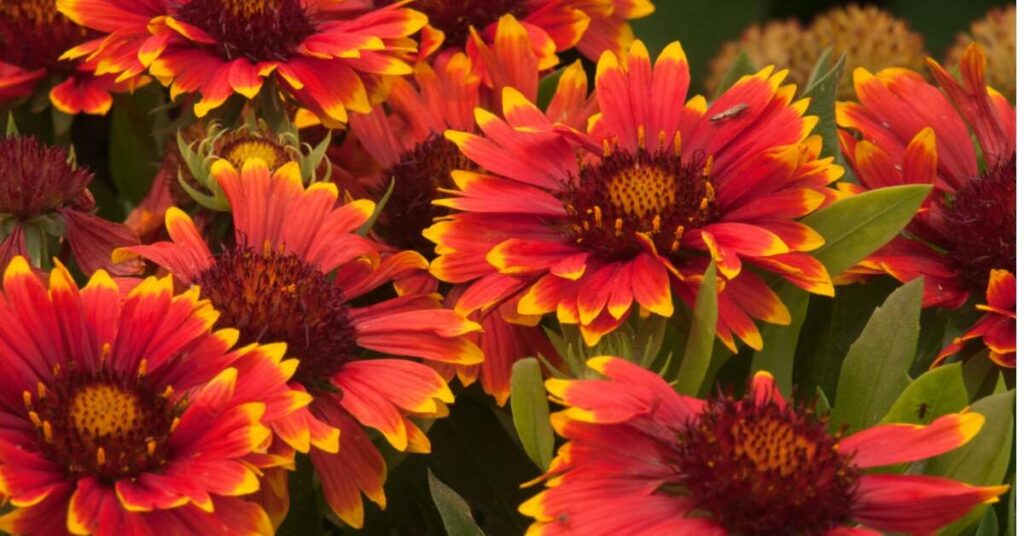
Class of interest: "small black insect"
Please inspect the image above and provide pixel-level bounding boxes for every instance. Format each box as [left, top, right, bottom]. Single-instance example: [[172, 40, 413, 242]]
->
[[916, 402, 930, 420], [709, 103, 749, 122]]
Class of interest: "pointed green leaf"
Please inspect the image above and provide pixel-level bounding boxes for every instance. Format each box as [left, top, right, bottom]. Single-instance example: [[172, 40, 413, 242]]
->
[[831, 279, 923, 432], [536, 65, 567, 110], [881, 363, 968, 425], [510, 358, 554, 471], [109, 90, 165, 203], [803, 184, 932, 276], [428, 469, 485, 536], [750, 285, 808, 396], [974, 507, 999, 536], [714, 50, 757, 98], [675, 263, 717, 395], [931, 389, 1015, 536], [801, 52, 847, 164], [356, 177, 394, 237]]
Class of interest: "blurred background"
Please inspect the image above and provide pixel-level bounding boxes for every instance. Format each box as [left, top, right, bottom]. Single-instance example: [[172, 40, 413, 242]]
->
[[635, 0, 1015, 95]]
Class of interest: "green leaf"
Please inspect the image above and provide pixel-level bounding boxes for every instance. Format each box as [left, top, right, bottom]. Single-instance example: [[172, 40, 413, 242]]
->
[[675, 263, 717, 395], [536, 66, 566, 110], [803, 184, 932, 276], [880, 363, 968, 425], [801, 52, 847, 165], [1007, 479, 1015, 536], [109, 90, 165, 203], [974, 507, 999, 536], [930, 389, 1015, 536], [356, 177, 394, 237], [713, 50, 757, 98], [427, 470, 485, 536], [277, 456, 325, 536], [750, 285, 808, 396], [802, 47, 834, 97], [510, 358, 554, 471], [831, 278, 923, 432]]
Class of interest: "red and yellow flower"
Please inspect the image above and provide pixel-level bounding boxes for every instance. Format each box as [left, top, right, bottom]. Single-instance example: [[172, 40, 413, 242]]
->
[[938, 269, 1015, 368], [342, 16, 581, 403], [58, 0, 428, 126], [0, 134, 141, 275], [0, 0, 137, 114], [0, 257, 303, 534], [427, 40, 839, 350], [523, 357, 1008, 535], [118, 158, 483, 527], [404, 0, 654, 68], [838, 43, 1016, 366]]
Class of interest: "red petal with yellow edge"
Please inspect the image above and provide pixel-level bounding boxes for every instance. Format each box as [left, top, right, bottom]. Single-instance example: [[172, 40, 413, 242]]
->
[[579, 309, 627, 346], [518, 273, 575, 316], [117, 206, 213, 282], [697, 230, 742, 279], [49, 74, 116, 115], [839, 412, 984, 468], [749, 252, 834, 297], [577, 262, 620, 325], [310, 403, 387, 529], [721, 270, 790, 325], [982, 317, 1014, 355], [449, 272, 526, 314], [356, 321, 484, 365], [439, 171, 565, 216], [545, 60, 591, 127], [333, 360, 452, 451], [630, 253, 673, 317], [474, 311, 558, 406], [985, 269, 1016, 311], [0, 486, 71, 535], [715, 288, 764, 351], [724, 188, 826, 221], [755, 220, 825, 252], [55, 0, 159, 31], [749, 371, 787, 406], [276, 57, 369, 124], [145, 496, 274, 535], [701, 223, 789, 259], [852, 474, 1007, 533], [575, 15, 633, 63], [487, 238, 581, 275]]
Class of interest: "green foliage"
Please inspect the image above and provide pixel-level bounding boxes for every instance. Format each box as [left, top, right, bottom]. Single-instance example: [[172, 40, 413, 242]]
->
[[510, 358, 554, 471], [750, 285, 808, 396], [930, 389, 1015, 536], [675, 263, 718, 395], [801, 50, 850, 170], [831, 279, 923, 432], [803, 184, 932, 276], [881, 363, 968, 425], [713, 51, 757, 98], [428, 470, 485, 536], [109, 88, 168, 204]]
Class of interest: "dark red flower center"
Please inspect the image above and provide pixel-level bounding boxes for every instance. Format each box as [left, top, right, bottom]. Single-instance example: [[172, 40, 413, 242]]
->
[[671, 392, 858, 535], [0, 0, 92, 72], [562, 146, 717, 259], [25, 358, 182, 482], [0, 136, 94, 218], [378, 133, 471, 256], [195, 243, 358, 391], [389, 0, 527, 48], [944, 154, 1016, 293], [176, 0, 316, 62]]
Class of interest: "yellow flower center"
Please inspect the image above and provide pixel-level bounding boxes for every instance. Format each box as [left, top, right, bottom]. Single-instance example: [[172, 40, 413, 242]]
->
[[729, 417, 818, 477], [607, 165, 677, 219], [222, 138, 289, 170], [71, 384, 141, 441]]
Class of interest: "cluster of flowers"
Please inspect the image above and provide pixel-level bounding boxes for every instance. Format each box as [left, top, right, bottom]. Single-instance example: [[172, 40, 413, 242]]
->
[[0, 0, 1014, 534]]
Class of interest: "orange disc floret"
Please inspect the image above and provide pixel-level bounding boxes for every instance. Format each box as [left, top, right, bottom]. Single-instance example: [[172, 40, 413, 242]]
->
[[522, 357, 1007, 535], [0, 258, 304, 534]]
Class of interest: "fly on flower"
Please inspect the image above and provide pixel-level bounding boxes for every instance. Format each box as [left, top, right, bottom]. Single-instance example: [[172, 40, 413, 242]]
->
[[428, 40, 840, 350]]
